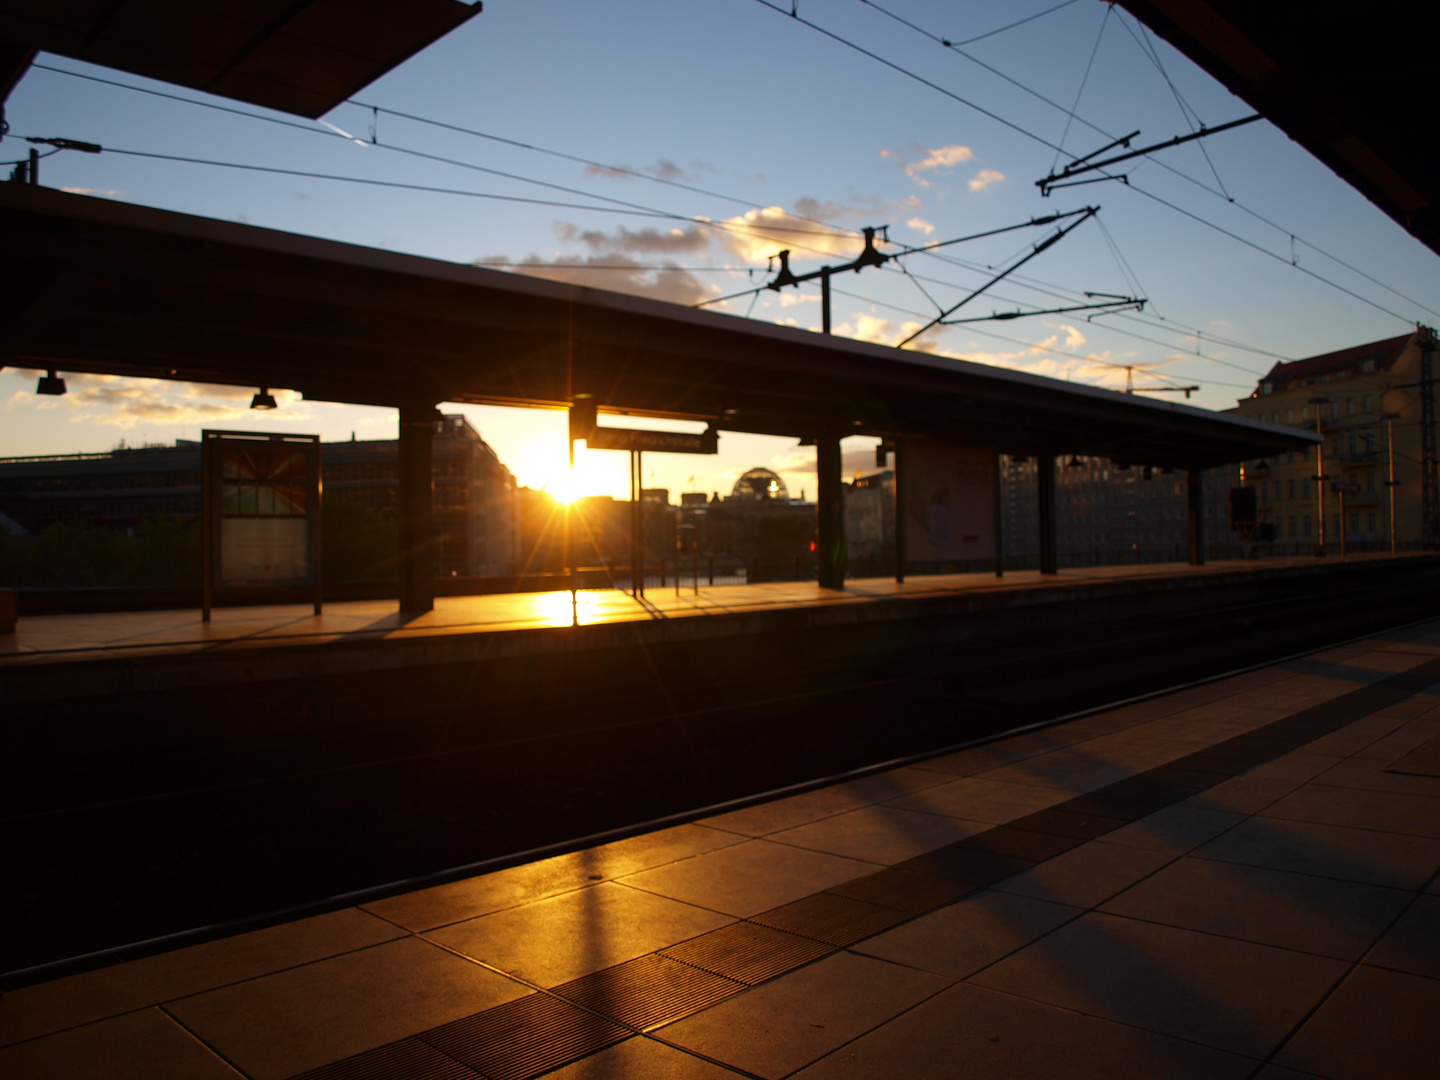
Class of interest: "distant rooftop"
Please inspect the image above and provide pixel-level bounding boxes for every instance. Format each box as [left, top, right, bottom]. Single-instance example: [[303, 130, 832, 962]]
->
[[1258, 333, 1413, 394]]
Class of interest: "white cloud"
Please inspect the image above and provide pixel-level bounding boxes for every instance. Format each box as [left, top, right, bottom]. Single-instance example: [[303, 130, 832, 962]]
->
[[481, 251, 716, 306], [968, 168, 1005, 192], [903, 145, 976, 185], [714, 205, 859, 264], [906, 216, 935, 236], [5, 372, 307, 427], [61, 187, 125, 200]]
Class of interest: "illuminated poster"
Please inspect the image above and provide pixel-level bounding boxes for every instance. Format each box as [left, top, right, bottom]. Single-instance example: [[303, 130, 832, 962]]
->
[[202, 430, 322, 618], [905, 443, 996, 564], [220, 445, 310, 583]]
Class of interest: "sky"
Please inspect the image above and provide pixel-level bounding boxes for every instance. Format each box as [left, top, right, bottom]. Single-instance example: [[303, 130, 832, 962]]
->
[[3, 0, 1438, 502]]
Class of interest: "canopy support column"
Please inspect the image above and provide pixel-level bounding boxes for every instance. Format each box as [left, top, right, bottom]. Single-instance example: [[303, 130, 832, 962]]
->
[[398, 399, 436, 614], [817, 433, 845, 589], [893, 438, 907, 583], [1187, 469, 1205, 566], [1038, 454, 1058, 575]]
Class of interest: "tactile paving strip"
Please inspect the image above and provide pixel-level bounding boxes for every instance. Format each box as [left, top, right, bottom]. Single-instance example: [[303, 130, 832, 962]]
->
[[660, 920, 834, 985], [552, 953, 744, 1031], [418, 992, 630, 1080], [290, 1038, 483, 1080], [825, 867, 976, 915], [284, 656, 1440, 1080], [750, 891, 909, 946]]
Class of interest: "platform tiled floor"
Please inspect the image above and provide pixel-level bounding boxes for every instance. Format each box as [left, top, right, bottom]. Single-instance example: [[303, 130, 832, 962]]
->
[[1, 555, 1406, 665], [4, 620, 1440, 1078]]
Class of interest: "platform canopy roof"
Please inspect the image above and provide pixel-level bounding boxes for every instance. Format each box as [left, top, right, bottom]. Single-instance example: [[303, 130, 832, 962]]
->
[[0, 185, 1316, 470], [1116, 1, 1437, 257], [0, 0, 482, 119]]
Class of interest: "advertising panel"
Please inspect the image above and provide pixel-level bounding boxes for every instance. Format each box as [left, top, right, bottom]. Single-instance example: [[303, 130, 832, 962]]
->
[[202, 430, 322, 619], [905, 443, 996, 565]]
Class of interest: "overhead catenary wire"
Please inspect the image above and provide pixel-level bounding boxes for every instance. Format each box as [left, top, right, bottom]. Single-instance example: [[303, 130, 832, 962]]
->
[[33, 57, 1435, 324], [26, 58, 1298, 369], [828, 283, 1244, 391], [796, 2, 1440, 321], [33, 62, 869, 242]]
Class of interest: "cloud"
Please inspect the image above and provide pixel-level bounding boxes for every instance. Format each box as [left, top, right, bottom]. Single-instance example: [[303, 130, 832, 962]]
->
[[583, 163, 635, 180], [5, 372, 307, 427], [555, 222, 711, 255], [481, 252, 714, 306], [906, 216, 935, 236], [583, 159, 716, 183], [714, 205, 859, 263], [832, 314, 936, 349], [968, 168, 1005, 192], [883, 144, 977, 187], [60, 187, 125, 200]]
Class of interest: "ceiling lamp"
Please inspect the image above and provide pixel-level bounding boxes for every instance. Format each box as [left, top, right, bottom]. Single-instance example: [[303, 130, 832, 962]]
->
[[36, 369, 67, 396], [250, 388, 278, 410]]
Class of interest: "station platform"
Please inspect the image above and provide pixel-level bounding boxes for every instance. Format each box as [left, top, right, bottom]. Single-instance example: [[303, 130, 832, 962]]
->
[[4, 617, 1439, 1078], [0, 552, 1429, 671]]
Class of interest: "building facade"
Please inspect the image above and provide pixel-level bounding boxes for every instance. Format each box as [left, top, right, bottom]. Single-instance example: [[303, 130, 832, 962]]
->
[[1231, 329, 1436, 551], [0, 414, 519, 580]]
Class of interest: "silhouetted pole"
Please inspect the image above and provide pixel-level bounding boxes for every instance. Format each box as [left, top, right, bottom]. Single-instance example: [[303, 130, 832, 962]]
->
[[1385, 412, 1400, 553], [1037, 455, 1057, 575], [893, 439, 907, 583], [398, 399, 436, 613], [817, 434, 844, 588], [1187, 469, 1205, 566], [994, 450, 1005, 578], [820, 267, 832, 334]]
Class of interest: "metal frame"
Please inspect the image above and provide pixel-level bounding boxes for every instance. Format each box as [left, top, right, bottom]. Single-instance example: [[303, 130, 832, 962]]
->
[[201, 429, 322, 621]]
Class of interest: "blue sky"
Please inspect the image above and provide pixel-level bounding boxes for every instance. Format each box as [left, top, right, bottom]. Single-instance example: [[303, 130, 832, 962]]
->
[[3, 0, 1437, 500]]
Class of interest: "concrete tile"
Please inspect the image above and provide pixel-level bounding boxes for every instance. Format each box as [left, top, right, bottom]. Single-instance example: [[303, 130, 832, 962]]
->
[[1183, 775, 1300, 814], [1261, 784, 1440, 838], [363, 824, 742, 931], [0, 908, 404, 1047], [884, 776, 1073, 824], [853, 889, 1080, 979], [1312, 755, 1440, 797], [830, 766, 956, 803], [978, 755, 1138, 794], [769, 805, 985, 864], [698, 788, 868, 837], [1242, 753, 1347, 786], [1101, 857, 1412, 960], [698, 769, 949, 838], [1101, 804, 1246, 855], [792, 981, 1255, 1080], [971, 912, 1347, 1058], [0, 1008, 243, 1080], [909, 735, 1069, 777], [993, 838, 1175, 909], [1196, 817, 1440, 889], [165, 936, 527, 1080], [619, 839, 874, 918], [1276, 964, 1440, 1080], [1366, 894, 1440, 979], [424, 881, 731, 988], [545, 1035, 746, 1078], [658, 950, 948, 1079]]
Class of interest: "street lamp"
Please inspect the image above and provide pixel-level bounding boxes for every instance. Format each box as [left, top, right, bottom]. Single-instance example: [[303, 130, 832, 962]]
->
[[1383, 411, 1402, 553], [1308, 396, 1330, 556]]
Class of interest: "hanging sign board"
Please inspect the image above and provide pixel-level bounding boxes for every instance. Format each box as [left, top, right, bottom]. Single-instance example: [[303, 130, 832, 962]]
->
[[585, 427, 718, 454], [201, 430, 322, 619], [904, 443, 996, 564]]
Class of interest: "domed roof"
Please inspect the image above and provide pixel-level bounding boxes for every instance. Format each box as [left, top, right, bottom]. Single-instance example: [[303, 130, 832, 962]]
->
[[732, 467, 788, 501]]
